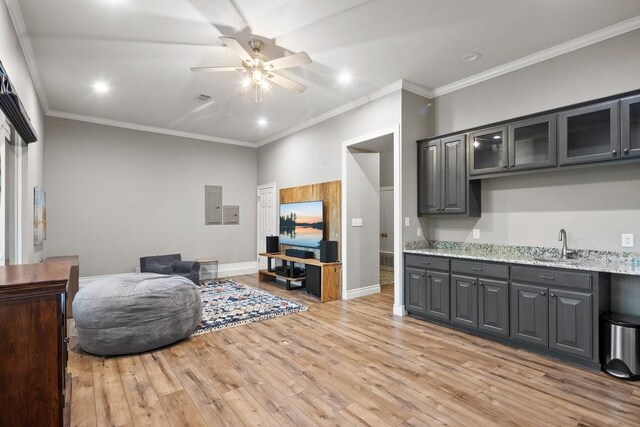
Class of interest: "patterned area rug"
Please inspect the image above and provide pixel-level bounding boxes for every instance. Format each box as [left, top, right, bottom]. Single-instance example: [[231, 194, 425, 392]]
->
[[193, 279, 308, 336]]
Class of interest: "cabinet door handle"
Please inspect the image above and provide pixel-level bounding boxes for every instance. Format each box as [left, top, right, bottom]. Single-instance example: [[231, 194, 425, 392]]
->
[[540, 275, 554, 280], [540, 291, 546, 296], [550, 293, 556, 298], [471, 267, 483, 272], [623, 148, 629, 155], [63, 337, 70, 344], [478, 281, 483, 286], [420, 273, 425, 277], [612, 150, 617, 156]]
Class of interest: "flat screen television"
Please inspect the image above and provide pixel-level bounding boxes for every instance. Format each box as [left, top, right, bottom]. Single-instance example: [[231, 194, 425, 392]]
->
[[279, 201, 324, 249]]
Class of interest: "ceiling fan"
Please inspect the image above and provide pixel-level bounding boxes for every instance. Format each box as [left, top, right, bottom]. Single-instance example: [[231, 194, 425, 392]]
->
[[191, 37, 311, 103]]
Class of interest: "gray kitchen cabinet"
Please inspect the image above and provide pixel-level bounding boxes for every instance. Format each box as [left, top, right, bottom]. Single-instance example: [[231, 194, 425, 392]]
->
[[508, 114, 557, 171], [418, 141, 441, 215], [418, 135, 479, 216], [510, 283, 549, 347], [621, 95, 640, 159], [468, 126, 508, 175], [549, 289, 592, 358], [478, 278, 509, 337], [405, 267, 427, 316], [451, 274, 478, 328], [426, 271, 450, 320], [558, 100, 620, 165]]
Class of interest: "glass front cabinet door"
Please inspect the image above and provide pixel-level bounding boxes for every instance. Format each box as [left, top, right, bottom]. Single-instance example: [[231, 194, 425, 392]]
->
[[621, 95, 640, 159], [558, 100, 620, 165], [468, 126, 508, 176], [508, 114, 557, 171]]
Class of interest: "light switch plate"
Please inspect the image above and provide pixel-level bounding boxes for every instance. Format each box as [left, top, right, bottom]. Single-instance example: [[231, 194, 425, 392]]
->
[[352, 218, 363, 227], [622, 233, 635, 248], [473, 229, 480, 239], [405, 217, 410, 227], [417, 228, 422, 237]]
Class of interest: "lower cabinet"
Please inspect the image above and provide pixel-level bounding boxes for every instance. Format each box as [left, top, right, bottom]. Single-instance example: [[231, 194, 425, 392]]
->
[[405, 254, 606, 370], [549, 290, 592, 358], [510, 283, 549, 346], [451, 274, 478, 328], [426, 271, 450, 320], [478, 279, 509, 336], [405, 267, 427, 316]]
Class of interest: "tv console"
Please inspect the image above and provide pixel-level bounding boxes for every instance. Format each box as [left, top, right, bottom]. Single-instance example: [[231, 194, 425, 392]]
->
[[259, 252, 341, 302]]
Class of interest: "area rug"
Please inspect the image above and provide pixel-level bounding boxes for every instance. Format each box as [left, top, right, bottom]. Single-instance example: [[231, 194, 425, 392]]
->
[[192, 279, 308, 336]]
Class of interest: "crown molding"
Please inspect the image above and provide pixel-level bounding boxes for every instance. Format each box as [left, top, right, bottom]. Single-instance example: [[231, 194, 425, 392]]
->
[[401, 80, 434, 99], [46, 110, 256, 148], [256, 79, 432, 147], [5, 0, 49, 112], [432, 15, 640, 97]]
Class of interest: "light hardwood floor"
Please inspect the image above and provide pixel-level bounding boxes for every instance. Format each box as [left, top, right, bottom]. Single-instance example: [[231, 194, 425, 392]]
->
[[68, 274, 640, 427]]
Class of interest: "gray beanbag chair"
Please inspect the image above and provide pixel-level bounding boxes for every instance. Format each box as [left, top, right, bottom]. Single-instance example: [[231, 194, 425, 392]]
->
[[73, 273, 202, 356]]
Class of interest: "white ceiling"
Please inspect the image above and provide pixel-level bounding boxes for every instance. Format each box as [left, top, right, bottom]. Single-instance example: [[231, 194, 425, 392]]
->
[[10, 0, 640, 145]]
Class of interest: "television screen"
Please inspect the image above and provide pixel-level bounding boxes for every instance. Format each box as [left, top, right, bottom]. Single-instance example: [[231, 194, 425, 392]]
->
[[279, 201, 324, 249]]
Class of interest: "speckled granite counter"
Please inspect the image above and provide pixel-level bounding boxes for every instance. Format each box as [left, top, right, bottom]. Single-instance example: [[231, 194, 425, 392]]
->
[[403, 241, 640, 276]]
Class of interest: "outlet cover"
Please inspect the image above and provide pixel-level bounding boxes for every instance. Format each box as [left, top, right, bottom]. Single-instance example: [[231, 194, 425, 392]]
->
[[622, 233, 635, 248], [473, 229, 480, 239], [351, 218, 363, 227], [417, 228, 422, 237]]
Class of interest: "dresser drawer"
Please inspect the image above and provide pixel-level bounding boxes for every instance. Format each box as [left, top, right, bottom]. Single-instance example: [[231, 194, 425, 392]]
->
[[510, 266, 591, 291], [405, 254, 449, 271], [451, 260, 509, 279]]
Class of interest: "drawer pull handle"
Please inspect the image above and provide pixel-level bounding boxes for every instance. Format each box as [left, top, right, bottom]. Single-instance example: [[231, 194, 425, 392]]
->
[[540, 275, 555, 280], [472, 267, 483, 271]]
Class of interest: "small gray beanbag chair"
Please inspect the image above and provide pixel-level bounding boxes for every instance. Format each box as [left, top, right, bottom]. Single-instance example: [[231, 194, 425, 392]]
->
[[74, 273, 202, 356]]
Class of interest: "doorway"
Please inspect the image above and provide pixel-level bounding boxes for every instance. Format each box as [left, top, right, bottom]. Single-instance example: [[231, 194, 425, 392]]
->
[[257, 183, 277, 270], [342, 126, 402, 312]]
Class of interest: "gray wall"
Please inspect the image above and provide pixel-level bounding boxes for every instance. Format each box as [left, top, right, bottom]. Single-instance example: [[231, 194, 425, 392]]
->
[[44, 117, 257, 276], [258, 91, 401, 188], [429, 29, 640, 252], [1, 1, 46, 263]]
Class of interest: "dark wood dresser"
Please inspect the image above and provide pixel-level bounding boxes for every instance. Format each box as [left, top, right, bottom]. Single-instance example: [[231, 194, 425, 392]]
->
[[44, 256, 79, 318], [0, 263, 72, 427]]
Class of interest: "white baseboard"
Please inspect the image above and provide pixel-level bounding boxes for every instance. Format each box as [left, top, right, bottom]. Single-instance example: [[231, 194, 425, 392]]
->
[[217, 261, 258, 278], [343, 284, 381, 300], [393, 304, 407, 317]]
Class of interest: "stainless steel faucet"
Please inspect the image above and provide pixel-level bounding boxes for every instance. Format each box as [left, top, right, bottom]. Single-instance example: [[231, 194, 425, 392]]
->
[[558, 228, 575, 259]]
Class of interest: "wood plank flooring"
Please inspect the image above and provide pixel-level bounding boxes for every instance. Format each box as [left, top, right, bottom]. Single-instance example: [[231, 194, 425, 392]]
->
[[68, 274, 640, 426]]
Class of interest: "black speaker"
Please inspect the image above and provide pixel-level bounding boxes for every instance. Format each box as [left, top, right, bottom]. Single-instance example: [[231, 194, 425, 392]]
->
[[320, 240, 338, 263], [266, 236, 279, 253]]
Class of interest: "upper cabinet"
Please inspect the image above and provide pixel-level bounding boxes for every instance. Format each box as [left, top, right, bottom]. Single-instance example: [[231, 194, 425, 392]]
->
[[508, 114, 557, 171], [418, 134, 480, 217], [558, 100, 620, 165], [468, 126, 508, 176], [621, 95, 640, 159]]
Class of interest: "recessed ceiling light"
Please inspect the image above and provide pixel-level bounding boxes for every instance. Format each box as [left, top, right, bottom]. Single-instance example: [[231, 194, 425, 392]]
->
[[338, 71, 352, 84], [93, 81, 110, 94], [257, 118, 268, 127], [462, 52, 481, 62]]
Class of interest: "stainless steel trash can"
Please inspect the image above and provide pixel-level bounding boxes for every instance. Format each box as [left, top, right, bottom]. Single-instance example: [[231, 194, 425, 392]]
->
[[602, 313, 640, 380]]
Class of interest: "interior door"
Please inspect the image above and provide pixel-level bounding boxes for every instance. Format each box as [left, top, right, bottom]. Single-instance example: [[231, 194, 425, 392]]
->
[[257, 183, 277, 270], [379, 188, 394, 255]]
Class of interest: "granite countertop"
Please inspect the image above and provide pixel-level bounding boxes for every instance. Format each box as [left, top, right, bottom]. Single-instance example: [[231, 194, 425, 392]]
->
[[403, 241, 640, 276]]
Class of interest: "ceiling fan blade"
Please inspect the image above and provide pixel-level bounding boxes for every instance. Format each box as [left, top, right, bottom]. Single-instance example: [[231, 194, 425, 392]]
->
[[219, 36, 254, 64], [267, 73, 307, 94], [264, 52, 312, 71], [190, 66, 242, 72]]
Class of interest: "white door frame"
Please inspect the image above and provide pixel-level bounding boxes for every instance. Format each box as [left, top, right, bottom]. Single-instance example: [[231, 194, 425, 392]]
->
[[257, 182, 278, 267], [341, 124, 403, 315]]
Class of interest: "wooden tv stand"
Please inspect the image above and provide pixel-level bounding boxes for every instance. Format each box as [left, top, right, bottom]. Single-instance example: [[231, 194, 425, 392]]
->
[[259, 253, 341, 303]]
